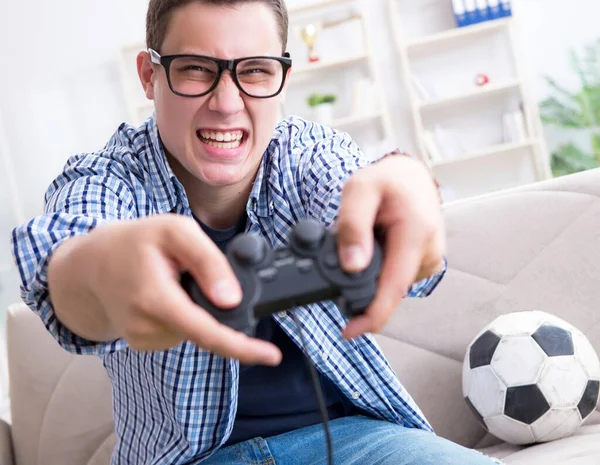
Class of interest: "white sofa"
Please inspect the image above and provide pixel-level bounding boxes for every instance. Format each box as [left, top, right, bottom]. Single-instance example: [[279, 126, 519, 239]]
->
[[1, 168, 600, 464]]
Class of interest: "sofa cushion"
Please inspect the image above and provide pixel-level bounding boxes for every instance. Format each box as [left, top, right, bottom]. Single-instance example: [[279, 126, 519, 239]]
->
[[6, 304, 114, 465], [379, 169, 600, 446], [478, 423, 600, 464]]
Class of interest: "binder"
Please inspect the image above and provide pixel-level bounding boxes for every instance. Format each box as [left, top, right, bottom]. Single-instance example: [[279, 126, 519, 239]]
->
[[452, 0, 468, 27], [499, 0, 513, 17], [464, 0, 477, 25], [488, 0, 501, 19], [475, 0, 490, 23], [453, 0, 512, 28]]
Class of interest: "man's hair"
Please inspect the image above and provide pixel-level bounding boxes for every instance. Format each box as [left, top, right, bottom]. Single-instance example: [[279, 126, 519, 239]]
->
[[146, 0, 289, 54]]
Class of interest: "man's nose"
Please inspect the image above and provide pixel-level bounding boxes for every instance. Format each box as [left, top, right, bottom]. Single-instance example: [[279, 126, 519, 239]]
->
[[208, 72, 245, 115]]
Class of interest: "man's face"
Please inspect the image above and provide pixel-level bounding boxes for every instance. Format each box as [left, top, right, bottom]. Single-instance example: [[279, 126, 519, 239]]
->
[[142, 2, 289, 189]]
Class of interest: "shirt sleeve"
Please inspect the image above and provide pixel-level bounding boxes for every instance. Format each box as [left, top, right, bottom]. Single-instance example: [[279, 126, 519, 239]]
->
[[10, 152, 139, 355], [299, 128, 447, 299]]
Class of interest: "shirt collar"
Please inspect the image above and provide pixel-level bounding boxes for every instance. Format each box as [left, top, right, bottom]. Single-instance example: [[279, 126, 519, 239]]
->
[[138, 116, 182, 214], [140, 115, 273, 218], [246, 153, 273, 218]]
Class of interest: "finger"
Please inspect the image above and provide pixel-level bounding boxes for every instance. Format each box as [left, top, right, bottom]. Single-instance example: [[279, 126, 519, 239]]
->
[[158, 280, 283, 365], [160, 216, 243, 309], [336, 178, 381, 273], [343, 221, 424, 340]]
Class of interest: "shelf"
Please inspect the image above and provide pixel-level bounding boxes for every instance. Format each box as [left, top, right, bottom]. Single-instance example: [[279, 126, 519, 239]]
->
[[432, 140, 535, 168], [332, 112, 382, 129], [406, 18, 512, 56], [418, 80, 522, 113], [287, 0, 355, 14], [292, 53, 368, 76]]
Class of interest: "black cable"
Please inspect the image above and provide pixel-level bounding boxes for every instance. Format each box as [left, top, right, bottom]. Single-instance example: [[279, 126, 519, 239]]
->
[[290, 308, 334, 465]]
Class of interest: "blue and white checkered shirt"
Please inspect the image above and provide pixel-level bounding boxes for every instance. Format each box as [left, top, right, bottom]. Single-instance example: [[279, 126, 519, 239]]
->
[[11, 115, 446, 464]]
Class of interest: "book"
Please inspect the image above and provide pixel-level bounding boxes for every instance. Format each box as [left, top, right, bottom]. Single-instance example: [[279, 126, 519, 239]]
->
[[452, 0, 512, 28]]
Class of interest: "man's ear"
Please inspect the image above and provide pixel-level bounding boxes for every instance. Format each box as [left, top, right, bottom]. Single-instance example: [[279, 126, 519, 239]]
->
[[137, 51, 156, 100], [279, 65, 293, 102]]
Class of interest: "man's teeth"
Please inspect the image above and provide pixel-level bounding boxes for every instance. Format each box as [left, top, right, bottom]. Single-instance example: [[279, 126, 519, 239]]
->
[[198, 130, 244, 149]]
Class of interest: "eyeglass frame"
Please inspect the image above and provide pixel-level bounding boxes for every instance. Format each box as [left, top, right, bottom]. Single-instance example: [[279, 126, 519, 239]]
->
[[148, 48, 293, 99]]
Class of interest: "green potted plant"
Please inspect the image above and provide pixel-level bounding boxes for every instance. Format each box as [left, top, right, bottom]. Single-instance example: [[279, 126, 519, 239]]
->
[[307, 92, 337, 124], [539, 39, 600, 177]]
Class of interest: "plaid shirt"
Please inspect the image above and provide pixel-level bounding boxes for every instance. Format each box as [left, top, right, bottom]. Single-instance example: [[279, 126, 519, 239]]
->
[[11, 115, 446, 464]]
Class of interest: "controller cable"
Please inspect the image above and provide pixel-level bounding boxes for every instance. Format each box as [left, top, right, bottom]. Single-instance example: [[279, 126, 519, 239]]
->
[[290, 308, 334, 465]]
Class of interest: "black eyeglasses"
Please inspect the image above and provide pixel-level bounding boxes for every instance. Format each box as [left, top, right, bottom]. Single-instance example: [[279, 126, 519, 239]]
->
[[148, 48, 292, 99]]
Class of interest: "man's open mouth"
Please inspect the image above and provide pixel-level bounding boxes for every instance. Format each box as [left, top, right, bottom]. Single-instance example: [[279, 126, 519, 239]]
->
[[196, 129, 246, 149]]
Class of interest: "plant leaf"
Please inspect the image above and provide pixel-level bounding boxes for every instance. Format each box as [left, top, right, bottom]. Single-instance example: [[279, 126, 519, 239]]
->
[[550, 142, 599, 177]]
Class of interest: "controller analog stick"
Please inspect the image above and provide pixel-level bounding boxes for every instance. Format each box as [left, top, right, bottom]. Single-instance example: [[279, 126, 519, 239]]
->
[[292, 219, 325, 251], [231, 234, 266, 266]]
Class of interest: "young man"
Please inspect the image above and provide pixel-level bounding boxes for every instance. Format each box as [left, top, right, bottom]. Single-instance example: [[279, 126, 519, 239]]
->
[[11, 1, 500, 464]]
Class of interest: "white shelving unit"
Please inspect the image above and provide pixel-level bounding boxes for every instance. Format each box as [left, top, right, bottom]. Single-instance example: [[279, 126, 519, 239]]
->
[[118, 0, 394, 159], [388, 0, 552, 202], [281, 0, 395, 158]]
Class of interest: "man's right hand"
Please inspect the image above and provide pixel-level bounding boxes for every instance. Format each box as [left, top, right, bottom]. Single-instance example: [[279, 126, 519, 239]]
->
[[47, 214, 282, 365]]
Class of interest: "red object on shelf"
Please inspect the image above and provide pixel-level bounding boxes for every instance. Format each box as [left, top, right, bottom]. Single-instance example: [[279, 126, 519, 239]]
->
[[475, 73, 490, 86]]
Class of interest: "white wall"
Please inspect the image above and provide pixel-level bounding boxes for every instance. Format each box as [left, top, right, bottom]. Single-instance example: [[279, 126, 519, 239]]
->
[[512, 0, 600, 153], [0, 0, 598, 235]]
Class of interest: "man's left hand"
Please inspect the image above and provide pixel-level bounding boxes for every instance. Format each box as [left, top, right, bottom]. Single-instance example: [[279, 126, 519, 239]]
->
[[335, 154, 446, 340]]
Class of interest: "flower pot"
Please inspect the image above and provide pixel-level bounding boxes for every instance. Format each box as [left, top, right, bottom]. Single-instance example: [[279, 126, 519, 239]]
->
[[313, 103, 335, 125]]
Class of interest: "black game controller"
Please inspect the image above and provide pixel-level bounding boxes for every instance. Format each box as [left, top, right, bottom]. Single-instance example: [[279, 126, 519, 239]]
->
[[181, 218, 383, 337]]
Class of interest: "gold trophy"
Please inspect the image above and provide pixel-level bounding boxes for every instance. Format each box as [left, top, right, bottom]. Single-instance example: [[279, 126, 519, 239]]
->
[[297, 14, 362, 64], [298, 23, 321, 63]]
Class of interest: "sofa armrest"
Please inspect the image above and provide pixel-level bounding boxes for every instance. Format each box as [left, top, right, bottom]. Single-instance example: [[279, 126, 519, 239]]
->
[[0, 419, 14, 465]]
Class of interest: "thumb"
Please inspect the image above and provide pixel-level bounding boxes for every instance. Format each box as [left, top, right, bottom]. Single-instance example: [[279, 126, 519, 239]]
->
[[336, 183, 381, 273]]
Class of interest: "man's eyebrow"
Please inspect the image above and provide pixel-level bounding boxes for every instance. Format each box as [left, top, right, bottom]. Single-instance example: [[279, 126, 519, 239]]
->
[[164, 49, 210, 56], [239, 58, 276, 66]]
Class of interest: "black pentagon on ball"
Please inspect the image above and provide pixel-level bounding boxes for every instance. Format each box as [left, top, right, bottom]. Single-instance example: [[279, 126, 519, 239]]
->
[[578, 380, 600, 420], [464, 396, 487, 430], [531, 324, 574, 357], [470, 330, 502, 369], [505, 384, 550, 424]]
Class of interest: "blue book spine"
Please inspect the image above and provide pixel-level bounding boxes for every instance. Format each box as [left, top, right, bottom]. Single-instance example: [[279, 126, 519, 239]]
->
[[499, 0, 513, 17], [475, 0, 490, 23], [487, 0, 501, 19], [452, 0, 468, 27], [464, 0, 478, 25]]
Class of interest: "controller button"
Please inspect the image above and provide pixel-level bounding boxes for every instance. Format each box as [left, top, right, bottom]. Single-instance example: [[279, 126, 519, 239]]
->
[[258, 267, 277, 282], [296, 258, 314, 273], [324, 252, 339, 269], [292, 219, 325, 250], [275, 249, 290, 260], [232, 234, 266, 266]]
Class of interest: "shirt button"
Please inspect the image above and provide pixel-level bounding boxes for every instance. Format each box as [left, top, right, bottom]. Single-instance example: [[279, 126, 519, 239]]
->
[[352, 391, 361, 400], [322, 350, 329, 361], [277, 311, 287, 318]]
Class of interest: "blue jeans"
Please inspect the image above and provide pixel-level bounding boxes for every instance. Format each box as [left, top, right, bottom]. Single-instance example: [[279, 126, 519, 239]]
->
[[201, 415, 502, 464]]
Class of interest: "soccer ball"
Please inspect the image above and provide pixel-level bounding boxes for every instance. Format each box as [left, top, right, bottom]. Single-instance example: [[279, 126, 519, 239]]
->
[[463, 310, 600, 445]]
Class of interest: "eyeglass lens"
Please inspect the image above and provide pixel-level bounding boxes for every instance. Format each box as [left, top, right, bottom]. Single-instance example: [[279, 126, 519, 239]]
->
[[169, 57, 285, 97]]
